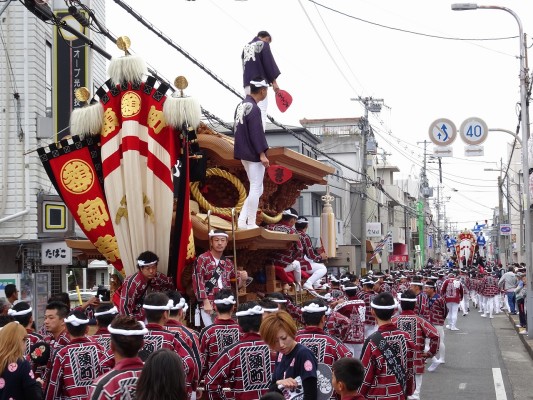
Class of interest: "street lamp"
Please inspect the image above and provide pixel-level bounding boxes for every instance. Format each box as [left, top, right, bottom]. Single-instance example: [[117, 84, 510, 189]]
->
[[452, 3, 532, 337]]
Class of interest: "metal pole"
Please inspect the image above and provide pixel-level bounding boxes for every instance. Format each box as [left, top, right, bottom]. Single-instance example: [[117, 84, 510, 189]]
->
[[497, 175, 507, 267], [352, 97, 384, 274], [230, 208, 240, 308], [505, 169, 512, 262], [436, 185, 441, 264], [452, 4, 532, 335], [360, 107, 368, 274]]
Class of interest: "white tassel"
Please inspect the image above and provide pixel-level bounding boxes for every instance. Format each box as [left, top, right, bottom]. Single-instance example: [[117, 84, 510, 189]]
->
[[70, 102, 104, 138], [107, 55, 147, 86], [163, 96, 201, 129], [194, 305, 201, 327]]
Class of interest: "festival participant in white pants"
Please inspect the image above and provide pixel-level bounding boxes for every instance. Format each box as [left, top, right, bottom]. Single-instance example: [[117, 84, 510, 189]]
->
[[234, 77, 270, 230], [295, 217, 328, 290], [192, 230, 247, 327], [424, 281, 447, 371], [459, 270, 470, 316], [441, 273, 463, 331], [266, 208, 304, 290], [242, 31, 281, 131], [480, 269, 500, 319], [393, 291, 440, 400], [357, 279, 378, 339]]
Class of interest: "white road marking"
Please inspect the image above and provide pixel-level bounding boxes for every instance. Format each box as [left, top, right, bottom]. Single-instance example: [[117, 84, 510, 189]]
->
[[492, 368, 507, 400], [459, 383, 467, 390]]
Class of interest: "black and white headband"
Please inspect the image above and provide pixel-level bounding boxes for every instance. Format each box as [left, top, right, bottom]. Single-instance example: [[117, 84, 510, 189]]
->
[[143, 300, 173, 310], [214, 295, 236, 305], [397, 294, 417, 302], [94, 306, 119, 317], [370, 299, 399, 310], [262, 307, 279, 313], [296, 217, 308, 224], [342, 285, 358, 292], [250, 79, 269, 88], [170, 298, 187, 310], [65, 314, 90, 326], [108, 321, 148, 336], [236, 305, 264, 317], [301, 303, 328, 313], [282, 209, 298, 218], [7, 307, 32, 316], [209, 230, 228, 238], [138, 260, 157, 267], [270, 298, 287, 304]]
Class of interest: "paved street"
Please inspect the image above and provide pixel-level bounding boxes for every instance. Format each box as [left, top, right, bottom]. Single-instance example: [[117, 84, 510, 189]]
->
[[422, 306, 533, 400]]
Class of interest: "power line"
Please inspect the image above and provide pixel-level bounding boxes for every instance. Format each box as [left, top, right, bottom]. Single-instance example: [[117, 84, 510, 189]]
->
[[307, 0, 519, 42]]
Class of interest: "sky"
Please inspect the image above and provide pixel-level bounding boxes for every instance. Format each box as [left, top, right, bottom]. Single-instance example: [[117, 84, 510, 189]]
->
[[104, 0, 533, 234]]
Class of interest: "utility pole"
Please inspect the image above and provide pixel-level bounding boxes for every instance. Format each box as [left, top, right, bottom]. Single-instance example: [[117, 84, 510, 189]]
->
[[352, 97, 383, 274], [416, 140, 430, 270], [436, 185, 441, 264], [497, 174, 507, 267]]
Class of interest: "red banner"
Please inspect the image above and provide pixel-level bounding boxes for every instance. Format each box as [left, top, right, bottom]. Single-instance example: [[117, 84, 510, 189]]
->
[[388, 254, 408, 263], [38, 136, 124, 271]]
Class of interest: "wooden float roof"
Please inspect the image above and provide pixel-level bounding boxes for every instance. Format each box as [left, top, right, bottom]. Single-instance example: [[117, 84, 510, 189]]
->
[[196, 124, 334, 185]]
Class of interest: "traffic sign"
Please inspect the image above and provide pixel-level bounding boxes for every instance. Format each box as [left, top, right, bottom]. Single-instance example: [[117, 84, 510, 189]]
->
[[500, 224, 511, 236], [464, 145, 484, 157], [428, 118, 457, 146], [459, 117, 488, 145], [433, 146, 453, 157]]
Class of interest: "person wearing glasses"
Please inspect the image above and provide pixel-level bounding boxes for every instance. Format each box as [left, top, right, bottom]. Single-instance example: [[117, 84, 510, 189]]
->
[[117, 251, 174, 321]]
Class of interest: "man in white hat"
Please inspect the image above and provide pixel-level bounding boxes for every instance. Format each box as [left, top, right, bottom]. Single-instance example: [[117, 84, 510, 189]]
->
[[193, 229, 247, 326]]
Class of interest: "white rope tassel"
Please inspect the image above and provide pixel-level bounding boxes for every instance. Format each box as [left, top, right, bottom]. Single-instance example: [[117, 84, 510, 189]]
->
[[163, 96, 201, 130], [107, 55, 147, 86], [70, 102, 104, 137]]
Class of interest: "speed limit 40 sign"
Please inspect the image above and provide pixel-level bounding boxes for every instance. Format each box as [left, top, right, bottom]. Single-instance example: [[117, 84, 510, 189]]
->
[[459, 117, 488, 145]]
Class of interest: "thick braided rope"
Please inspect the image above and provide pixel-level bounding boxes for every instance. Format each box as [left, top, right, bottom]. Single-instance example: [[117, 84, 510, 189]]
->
[[190, 167, 283, 223], [190, 168, 247, 217]]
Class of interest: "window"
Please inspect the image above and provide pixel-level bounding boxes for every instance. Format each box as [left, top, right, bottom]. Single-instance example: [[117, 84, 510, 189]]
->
[[312, 194, 322, 216], [335, 196, 342, 219], [388, 206, 395, 227]]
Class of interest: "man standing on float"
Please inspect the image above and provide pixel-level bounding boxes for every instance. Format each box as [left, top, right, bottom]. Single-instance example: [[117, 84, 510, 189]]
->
[[242, 30, 281, 130], [234, 77, 270, 230]]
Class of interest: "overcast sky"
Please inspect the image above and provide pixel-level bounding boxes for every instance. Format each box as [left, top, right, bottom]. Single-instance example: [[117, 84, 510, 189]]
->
[[105, 0, 533, 234]]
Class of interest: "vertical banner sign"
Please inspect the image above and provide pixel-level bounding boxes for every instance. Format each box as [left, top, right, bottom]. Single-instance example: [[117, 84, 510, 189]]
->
[[53, 11, 88, 141]]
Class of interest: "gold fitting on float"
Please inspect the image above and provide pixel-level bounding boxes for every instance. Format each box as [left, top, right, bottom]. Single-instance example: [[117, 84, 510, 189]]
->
[[116, 36, 131, 55], [174, 76, 188, 97], [74, 87, 91, 103]]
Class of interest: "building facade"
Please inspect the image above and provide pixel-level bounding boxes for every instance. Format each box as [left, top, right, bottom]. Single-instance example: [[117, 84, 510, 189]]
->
[[0, 1, 106, 297]]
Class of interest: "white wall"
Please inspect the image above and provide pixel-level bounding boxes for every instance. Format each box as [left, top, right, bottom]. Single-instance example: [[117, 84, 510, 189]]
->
[[0, 1, 106, 240]]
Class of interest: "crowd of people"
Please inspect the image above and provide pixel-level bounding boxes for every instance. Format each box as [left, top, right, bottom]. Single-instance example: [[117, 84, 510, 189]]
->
[[0, 247, 528, 400], [0, 27, 528, 399]]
